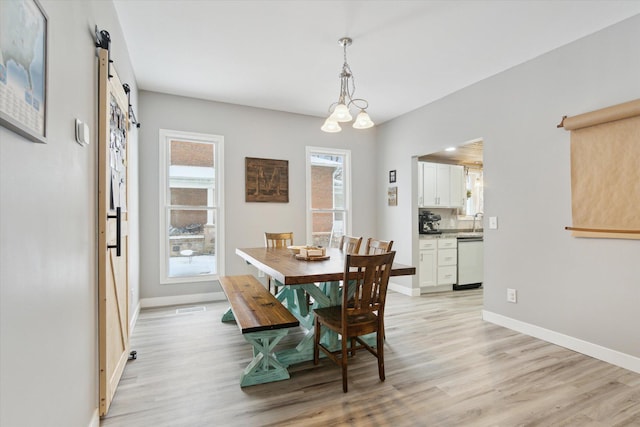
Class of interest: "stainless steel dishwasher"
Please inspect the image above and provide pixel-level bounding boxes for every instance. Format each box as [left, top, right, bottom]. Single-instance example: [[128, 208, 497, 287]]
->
[[455, 236, 483, 290]]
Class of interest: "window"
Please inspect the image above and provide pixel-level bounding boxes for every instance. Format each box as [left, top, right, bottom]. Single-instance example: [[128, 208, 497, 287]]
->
[[306, 147, 351, 248], [159, 129, 224, 283], [465, 168, 484, 217]]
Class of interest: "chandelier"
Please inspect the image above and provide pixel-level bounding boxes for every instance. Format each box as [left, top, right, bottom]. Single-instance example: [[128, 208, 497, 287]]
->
[[321, 37, 374, 133]]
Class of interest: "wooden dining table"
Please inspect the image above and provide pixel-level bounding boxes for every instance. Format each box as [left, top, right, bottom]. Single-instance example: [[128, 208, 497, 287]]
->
[[233, 246, 416, 366]]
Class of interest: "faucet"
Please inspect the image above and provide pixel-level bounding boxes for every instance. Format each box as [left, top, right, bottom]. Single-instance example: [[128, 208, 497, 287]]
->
[[472, 212, 483, 232]]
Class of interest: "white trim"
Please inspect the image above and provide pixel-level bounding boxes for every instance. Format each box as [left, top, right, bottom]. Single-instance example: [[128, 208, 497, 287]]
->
[[129, 300, 141, 332], [482, 310, 640, 374], [140, 292, 227, 308], [88, 409, 99, 427], [216, 140, 225, 276], [420, 284, 453, 294], [158, 129, 225, 284], [388, 281, 421, 296]]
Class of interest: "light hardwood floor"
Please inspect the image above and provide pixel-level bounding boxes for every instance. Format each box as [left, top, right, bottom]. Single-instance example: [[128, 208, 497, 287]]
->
[[101, 289, 640, 426]]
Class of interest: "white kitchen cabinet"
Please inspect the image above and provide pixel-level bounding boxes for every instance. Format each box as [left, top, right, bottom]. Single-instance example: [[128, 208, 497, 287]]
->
[[419, 239, 437, 288], [437, 266, 457, 285], [418, 162, 465, 208], [420, 237, 458, 290], [418, 162, 423, 207], [449, 165, 466, 208], [437, 238, 457, 285], [438, 248, 457, 265], [437, 238, 457, 250]]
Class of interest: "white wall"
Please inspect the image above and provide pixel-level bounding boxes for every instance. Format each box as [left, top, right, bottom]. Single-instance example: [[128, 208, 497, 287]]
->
[[377, 15, 640, 362], [137, 91, 377, 299], [0, 1, 139, 426]]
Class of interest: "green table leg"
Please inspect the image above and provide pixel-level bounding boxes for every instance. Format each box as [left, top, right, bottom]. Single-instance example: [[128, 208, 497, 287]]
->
[[274, 282, 337, 366]]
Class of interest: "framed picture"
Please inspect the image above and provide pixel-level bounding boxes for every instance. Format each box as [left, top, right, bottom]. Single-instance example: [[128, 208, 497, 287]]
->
[[245, 157, 289, 203], [0, 0, 48, 143], [389, 170, 396, 183], [388, 186, 398, 206]]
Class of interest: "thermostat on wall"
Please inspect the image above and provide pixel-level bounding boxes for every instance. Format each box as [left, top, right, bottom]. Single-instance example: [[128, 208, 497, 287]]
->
[[75, 119, 90, 146]]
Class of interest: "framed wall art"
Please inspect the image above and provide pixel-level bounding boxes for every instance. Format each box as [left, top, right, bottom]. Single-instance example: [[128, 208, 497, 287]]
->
[[389, 169, 396, 183], [0, 0, 48, 143], [245, 157, 289, 203]]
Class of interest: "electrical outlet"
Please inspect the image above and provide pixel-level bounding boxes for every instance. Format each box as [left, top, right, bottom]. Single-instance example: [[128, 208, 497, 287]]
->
[[507, 288, 517, 303], [258, 270, 265, 278]]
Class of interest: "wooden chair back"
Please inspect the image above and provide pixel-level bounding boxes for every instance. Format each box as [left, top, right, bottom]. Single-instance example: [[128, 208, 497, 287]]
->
[[313, 251, 396, 392], [343, 252, 395, 325], [264, 232, 294, 248], [264, 232, 294, 294], [338, 235, 363, 254], [364, 238, 393, 254]]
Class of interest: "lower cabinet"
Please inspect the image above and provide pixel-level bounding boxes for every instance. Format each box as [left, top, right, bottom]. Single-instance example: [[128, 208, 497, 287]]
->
[[419, 239, 437, 288], [437, 238, 457, 285], [420, 237, 457, 292]]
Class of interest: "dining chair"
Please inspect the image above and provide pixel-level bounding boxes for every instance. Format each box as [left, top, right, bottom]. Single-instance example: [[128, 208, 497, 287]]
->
[[320, 235, 363, 300], [264, 232, 294, 293], [338, 235, 363, 254], [313, 251, 396, 392], [363, 238, 394, 341], [364, 238, 393, 254], [264, 232, 294, 249]]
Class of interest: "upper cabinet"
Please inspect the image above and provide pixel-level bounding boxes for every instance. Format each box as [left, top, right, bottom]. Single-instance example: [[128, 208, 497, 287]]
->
[[418, 162, 465, 208], [450, 165, 465, 208]]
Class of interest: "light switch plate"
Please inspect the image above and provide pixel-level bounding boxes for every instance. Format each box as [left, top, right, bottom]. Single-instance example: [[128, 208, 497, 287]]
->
[[489, 216, 498, 229], [75, 119, 90, 146]]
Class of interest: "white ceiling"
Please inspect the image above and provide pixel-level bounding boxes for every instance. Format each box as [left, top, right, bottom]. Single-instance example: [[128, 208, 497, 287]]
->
[[113, 0, 640, 125]]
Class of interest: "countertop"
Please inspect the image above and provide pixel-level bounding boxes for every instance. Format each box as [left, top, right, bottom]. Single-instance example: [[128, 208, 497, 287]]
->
[[419, 229, 484, 239]]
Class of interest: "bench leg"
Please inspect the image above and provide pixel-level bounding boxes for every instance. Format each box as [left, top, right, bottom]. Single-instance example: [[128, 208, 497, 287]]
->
[[221, 307, 235, 322], [241, 329, 290, 387]]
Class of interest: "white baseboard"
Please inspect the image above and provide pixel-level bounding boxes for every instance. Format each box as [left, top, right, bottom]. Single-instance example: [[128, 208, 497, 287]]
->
[[420, 284, 453, 294], [140, 292, 227, 308], [482, 310, 640, 374], [130, 301, 141, 331], [388, 281, 421, 296], [388, 282, 456, 297], [88, 409, 99, 427]]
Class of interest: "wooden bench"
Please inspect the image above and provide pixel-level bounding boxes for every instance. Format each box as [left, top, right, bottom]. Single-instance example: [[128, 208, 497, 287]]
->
[[219, 275, 299, 386]]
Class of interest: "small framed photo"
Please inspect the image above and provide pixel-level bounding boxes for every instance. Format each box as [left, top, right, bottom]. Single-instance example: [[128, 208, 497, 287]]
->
[[389, 170, 396, 183], [388, 186, 397, 206]]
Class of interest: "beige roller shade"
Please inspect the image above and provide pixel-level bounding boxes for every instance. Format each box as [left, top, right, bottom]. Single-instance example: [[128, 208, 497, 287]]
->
[[561, 99, 640, 240]]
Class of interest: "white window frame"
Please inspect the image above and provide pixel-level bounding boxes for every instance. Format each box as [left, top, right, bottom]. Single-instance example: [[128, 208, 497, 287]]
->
[[305, 146, 352, 246], [159, 129, 225, 284]]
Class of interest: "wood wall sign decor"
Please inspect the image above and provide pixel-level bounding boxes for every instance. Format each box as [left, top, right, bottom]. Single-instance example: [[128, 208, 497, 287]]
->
[[245, 157, 289, 203]]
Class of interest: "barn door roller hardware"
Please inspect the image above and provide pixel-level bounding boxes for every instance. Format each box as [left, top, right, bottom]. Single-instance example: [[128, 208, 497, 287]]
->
[[94, 27, 141, 128]]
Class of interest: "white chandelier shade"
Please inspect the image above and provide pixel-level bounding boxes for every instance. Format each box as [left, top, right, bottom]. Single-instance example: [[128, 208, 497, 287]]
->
[[321, 118, 342, 133], [330, 103, 353, 122], [353, 110, 374, 129]]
